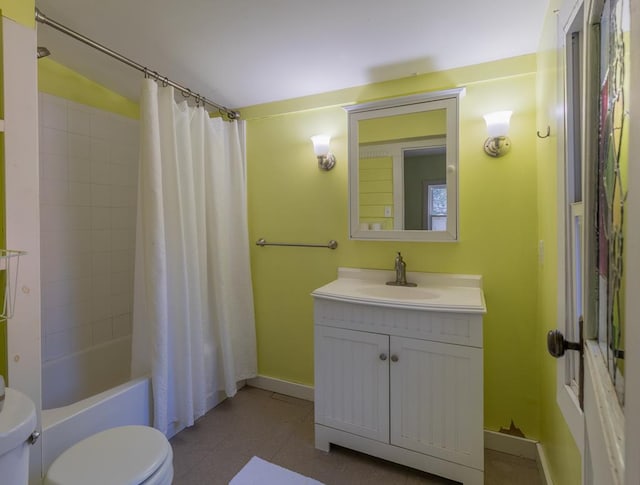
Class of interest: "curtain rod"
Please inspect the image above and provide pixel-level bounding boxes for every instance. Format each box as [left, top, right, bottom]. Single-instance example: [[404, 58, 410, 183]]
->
[[35, 8, 240, 120]]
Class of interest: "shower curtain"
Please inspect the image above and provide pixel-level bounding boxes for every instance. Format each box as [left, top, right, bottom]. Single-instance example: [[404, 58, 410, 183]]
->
[[131, 79, 257, 437]]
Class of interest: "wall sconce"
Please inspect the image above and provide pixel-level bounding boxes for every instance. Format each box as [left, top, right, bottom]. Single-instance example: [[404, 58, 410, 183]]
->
[[483, 111, 512, 157], [310, 135, 336, 170]]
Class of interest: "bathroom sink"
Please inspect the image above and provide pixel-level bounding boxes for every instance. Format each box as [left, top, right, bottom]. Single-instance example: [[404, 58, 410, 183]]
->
[[356, 285, 439, 301], [311, 267, 487, 313]]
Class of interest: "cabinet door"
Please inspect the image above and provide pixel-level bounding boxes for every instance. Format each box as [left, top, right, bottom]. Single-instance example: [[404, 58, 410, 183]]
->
[[389, 336, 483, 470], [315, 326, 389, 442]]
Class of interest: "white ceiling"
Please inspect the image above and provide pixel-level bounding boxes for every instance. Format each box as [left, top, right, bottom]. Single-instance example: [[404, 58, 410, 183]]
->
[[35, 0, 550, 110]]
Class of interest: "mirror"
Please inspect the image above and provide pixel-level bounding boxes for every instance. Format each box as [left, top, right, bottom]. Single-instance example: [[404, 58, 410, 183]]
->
[[345, 89, 464, 241]]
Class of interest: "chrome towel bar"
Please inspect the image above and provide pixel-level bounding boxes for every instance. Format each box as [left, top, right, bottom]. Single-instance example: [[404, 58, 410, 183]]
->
[[256, 238, 338, 250]]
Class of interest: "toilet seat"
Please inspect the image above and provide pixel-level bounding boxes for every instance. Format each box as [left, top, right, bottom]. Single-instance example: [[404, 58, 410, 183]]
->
[[44, 425, 173, 485]]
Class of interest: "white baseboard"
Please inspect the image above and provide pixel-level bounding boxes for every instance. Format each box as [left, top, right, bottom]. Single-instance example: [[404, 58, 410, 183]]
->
[[246, 375, 314, 401], [536, 443, 554, 485], [484, 430, 538, 459]]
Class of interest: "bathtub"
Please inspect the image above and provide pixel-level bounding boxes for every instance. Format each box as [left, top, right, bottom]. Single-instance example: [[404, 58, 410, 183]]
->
[[41, 376, 153, 472], [42, 336, 133, 410]]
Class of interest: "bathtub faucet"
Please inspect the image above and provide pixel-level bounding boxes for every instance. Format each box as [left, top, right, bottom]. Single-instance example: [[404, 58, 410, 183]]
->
[[386, 252, 417, 287]]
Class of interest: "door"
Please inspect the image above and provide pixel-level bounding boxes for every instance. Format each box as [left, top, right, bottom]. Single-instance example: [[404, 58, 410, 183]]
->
[[314, 326, 389, 442], [389, 336, 483, 470], [549, 0, 637, 483]]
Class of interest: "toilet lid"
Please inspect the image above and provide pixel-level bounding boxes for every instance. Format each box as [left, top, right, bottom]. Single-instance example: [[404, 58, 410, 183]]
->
[[45, 425, 171, 485]]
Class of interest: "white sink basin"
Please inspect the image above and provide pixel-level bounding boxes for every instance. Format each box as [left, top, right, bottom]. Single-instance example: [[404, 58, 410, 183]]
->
[[312, 267, 486, 313], [356, 285, 439, 301]]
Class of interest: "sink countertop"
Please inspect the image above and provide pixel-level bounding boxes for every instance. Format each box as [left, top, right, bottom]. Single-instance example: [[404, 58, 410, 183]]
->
[[312, 267, 486, 314]]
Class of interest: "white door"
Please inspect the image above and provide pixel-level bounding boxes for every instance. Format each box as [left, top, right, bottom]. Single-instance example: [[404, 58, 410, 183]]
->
[[550, 0, 637, 483], [388, 336, 483, 470], [313, 326, 389, 442]]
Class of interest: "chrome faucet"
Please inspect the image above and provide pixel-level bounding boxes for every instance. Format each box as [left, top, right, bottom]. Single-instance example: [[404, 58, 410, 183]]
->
[[386, 252, 417, 287]]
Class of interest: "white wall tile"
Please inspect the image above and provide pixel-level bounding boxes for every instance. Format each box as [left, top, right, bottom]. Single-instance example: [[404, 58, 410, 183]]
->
[[41, 95, 67, 130], [111, 207, 136, 229], [68, 133, 91, 159], [111, 271, 133, 296], [68, 104, 92, 136], [110, 250, 133, 273], [91, 111, 117, 140], [92, 319, 113, 345], [91, 294, 112, 321], [91, 184, 112, 207], [69, 206, 92, 230], [41, 127, 68, 157], [40, 178, 68, 205], [41, 205, 69, 234], [111, 229, 135, 251], [91, 207, 111, 230], [41, 153, 68, 181], [39, 94, 139, 365], [91, 138, 110, 163], [92, 230, 111, 252], [68, 159, 92, 183], [113, 313, 133, 338], [69, 182, 92, 206], [111, 185, 136, 208], [111, 291, 132, 315], [91, 160, 112, 184]]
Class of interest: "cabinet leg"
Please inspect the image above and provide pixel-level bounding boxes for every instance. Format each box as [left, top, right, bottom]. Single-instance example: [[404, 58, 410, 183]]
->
[[314, 425, 330, 452], [462, 469, 484, 485]]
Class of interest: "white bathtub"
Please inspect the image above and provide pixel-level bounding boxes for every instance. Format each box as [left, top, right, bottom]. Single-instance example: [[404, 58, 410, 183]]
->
[[42, 336, 133, 410], [41, 376, 153, 472]]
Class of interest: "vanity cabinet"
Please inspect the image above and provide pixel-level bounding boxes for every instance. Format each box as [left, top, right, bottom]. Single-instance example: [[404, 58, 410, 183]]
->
[[313, 283, 485, 485]]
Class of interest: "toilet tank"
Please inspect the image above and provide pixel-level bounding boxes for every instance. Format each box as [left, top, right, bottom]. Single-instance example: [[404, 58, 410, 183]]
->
[[0, 387, 37, 485]]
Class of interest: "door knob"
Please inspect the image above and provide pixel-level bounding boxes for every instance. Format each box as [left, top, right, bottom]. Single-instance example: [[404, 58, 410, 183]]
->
[[390, 355, 399, 362], [547, 329, 581, 358], [379, 353, 387, 361]]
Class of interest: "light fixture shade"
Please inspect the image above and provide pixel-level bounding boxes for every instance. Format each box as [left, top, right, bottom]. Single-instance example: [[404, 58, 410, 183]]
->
[[311, 135, 331, 156], [483, 111, 512, 138]]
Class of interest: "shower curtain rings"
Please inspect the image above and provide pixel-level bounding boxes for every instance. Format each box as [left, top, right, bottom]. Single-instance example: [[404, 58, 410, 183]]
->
[[143, 67, 149, 79], [182, 88, 191, 98], [162, 77, 169, 87]]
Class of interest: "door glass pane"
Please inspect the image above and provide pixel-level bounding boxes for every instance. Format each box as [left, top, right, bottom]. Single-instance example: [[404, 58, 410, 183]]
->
[[595, 0, 629, 406]]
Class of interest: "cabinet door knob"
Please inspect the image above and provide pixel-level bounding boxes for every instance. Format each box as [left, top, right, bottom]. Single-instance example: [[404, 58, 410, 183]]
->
[[390, 355, 399, 362], [379, 353, 387, 361]]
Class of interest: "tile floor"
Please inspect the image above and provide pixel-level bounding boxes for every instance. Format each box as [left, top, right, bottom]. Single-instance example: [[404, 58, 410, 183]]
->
[[170, 386, 543, 485]]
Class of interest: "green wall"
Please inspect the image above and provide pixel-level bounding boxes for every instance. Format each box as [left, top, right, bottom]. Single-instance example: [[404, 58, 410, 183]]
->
[[0, 0, 34, 27], [38, 58, 138, 118], [245, 55, 542, 438], [535, 0, 582, 483]]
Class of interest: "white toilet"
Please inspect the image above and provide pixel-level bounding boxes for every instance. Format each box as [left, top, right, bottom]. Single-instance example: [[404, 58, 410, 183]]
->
[[44, 425, 173, 485], [0, 386, 37, 485], [1, 381, 172, 485]]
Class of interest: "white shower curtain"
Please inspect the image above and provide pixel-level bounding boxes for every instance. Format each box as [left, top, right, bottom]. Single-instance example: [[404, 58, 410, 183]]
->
[[131, 79, 257, 437]]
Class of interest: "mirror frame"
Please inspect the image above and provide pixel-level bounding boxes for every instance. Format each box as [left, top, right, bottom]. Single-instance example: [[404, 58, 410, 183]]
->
[[345, 88, 465, 242]]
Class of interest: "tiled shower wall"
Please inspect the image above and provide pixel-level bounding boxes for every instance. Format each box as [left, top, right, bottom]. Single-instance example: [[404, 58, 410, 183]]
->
[[39, 93, 139, 369]]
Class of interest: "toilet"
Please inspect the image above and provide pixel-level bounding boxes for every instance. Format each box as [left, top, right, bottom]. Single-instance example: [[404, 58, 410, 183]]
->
[[44, 425, 173, 485], [1, 383, 172, 485]]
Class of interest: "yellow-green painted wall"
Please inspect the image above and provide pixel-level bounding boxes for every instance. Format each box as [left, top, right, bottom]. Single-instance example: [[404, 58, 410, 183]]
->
[[38, 59, 139, 119], [0, 0, 34, 27], [246, 55, 541, 438], [535, 1, 582, 483], [359, 156, 393, 229]]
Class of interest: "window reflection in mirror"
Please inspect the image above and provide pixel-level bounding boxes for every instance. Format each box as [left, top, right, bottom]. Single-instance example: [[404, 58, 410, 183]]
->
[[346, 89, 463, 241]]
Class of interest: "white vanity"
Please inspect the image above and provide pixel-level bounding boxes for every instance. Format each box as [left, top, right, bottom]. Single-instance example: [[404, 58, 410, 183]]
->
[[312, 267, 486, 484]]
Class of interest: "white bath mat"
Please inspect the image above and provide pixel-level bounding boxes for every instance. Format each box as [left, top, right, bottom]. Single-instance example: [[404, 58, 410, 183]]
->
[[230, 456, 324, 485]]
